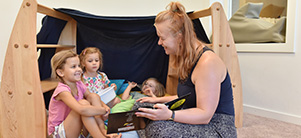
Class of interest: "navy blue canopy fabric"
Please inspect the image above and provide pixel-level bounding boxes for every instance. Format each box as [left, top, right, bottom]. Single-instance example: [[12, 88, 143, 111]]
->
[[38, 8, 209, 84], [37, 8, 210, 108]]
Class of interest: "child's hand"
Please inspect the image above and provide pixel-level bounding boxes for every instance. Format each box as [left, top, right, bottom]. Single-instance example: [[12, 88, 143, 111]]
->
[[104, 84, 109, 88], [143, 88, 156, 97], [110, 83, 117, 91], [128, 81, 137, 88], [102, 105, 110, 120], [136, 96, 158, 103]]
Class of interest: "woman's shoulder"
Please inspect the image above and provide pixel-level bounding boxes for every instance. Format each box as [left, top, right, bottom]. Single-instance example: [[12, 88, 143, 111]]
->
[[198, 51, 223, 67], [193, 51, 226, 79]]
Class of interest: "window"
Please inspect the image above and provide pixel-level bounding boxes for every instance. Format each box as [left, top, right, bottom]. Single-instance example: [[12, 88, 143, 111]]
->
[[227, 0, 296, 53]]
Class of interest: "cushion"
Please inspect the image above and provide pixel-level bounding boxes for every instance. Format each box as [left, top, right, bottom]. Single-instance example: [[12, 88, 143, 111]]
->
[[111, 99, 135, 113], [117, 83, 129, 95], [109, 79, 125, 94], [229, 2, 286, 43]]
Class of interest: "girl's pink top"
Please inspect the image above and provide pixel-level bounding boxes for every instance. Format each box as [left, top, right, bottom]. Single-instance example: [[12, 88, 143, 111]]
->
[[47, 81, 86, 135]]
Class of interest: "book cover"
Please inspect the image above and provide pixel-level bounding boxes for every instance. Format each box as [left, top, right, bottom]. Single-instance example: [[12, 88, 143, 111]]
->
[[165, 92, 191, 110], [106, 92, 191, 134]]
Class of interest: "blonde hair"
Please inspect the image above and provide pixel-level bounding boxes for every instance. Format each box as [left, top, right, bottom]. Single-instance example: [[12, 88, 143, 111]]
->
[[155, 2, 200, 80], [142, 78, 166, 97], [79, 47, 103, 72], [51, 50, 78, 82]]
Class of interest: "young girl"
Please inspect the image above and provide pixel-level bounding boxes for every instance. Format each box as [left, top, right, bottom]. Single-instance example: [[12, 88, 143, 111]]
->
[[121, 77, 166, 101], [111, 78, 166, 138], [79, 47, 120, 108], [48, 50, 121, 138], [110, 77, 166, 115]]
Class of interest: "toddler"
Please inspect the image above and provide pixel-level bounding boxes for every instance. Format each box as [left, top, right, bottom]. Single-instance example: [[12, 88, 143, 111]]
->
[[79, 47, 120, 108], [110, 78, 166, 138], [121, 77, 166, 101]]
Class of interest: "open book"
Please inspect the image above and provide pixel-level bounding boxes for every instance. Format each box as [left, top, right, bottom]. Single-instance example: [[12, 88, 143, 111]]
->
[[97, 86, 116, 104], [106, 92, 191, 134]]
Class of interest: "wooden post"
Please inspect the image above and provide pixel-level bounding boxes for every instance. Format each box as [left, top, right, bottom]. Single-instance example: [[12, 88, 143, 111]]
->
[[0, 0, 46, 137], [210, 2, 243, 128]]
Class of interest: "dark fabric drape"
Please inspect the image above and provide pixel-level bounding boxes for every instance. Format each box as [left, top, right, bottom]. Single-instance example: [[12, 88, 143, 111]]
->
[[37, 16, 67, 109], [37, 16, 67, 80], [56, 8, 170, 85], [37, 8, 210, 108]]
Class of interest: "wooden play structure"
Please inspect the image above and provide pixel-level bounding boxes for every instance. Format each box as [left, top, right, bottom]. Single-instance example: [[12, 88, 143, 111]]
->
[[0, 0, 243, 137]]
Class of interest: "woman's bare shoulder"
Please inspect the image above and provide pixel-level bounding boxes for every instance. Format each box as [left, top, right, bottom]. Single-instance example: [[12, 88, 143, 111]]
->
[[192, 51, 226, 82]]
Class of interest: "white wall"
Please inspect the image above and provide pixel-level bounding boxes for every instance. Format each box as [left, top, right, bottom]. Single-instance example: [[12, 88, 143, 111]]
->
[[236, 0, 301, 126], [1, 0, 300, 126]]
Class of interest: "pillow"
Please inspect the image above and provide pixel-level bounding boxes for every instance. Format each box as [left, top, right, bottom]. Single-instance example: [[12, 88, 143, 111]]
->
[[111, 99, 135, 113], [109, 79, 125, 94], [229, 2, 286, 43], [117, 83, 129, 95]]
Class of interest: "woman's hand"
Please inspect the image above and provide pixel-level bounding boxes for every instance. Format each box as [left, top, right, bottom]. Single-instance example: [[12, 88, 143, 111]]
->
[[135, 104, 172, 121], [136, 96, 158, 103]]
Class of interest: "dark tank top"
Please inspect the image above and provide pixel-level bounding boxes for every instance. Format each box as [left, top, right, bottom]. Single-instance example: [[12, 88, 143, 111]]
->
[[177, 46, 235, 115]]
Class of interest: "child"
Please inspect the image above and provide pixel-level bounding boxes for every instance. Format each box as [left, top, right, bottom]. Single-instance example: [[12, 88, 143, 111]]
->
[[48, 50, 121, 138], [111, 77, 166, 114], [121, 77, 166, 101], [79, 47, 120, 108], [110, 78, 166, 138]]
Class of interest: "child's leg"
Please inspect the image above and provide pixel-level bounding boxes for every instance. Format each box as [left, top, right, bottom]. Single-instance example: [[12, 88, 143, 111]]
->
[[82, 115, 106, 138], [63, 109, 84, 138], [78, 99, 107, 138], [94, 116, 107, 135], [85, 93, 122, 137]]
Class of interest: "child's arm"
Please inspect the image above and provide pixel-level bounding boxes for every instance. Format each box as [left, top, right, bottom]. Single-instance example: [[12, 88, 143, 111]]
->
[[85, 90, 110, 120], [57, 91, 107, 116], [121, 81, 137, 100], [137, 95, 178, 103]]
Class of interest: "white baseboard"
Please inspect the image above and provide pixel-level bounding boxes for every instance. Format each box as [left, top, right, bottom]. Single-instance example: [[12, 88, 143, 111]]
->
[[243, 104, 301, 126]]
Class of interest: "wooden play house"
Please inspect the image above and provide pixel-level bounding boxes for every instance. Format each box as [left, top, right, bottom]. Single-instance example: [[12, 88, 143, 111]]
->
[[0, 0, 243, 137]]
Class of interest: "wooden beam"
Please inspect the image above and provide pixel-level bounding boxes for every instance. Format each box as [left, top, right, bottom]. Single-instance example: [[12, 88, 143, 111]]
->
[[41, 78, 59, 93], [37, 4, 72, 21], [188, 7, 211, 19]]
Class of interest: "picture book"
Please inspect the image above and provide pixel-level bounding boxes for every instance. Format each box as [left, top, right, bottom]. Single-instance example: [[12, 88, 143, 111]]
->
[[106, 92, 191, 134]]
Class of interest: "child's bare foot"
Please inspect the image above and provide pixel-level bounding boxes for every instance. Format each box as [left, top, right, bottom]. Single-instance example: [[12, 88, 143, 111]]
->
[[106, 133, 122, 138]]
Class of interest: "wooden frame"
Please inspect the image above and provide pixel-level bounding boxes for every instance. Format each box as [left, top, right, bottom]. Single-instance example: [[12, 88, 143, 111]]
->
[[0, 0, 76, 137], [0, 0, 243, 137]]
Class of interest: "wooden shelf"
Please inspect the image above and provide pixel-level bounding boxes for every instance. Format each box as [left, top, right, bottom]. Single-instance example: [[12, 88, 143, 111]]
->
[[37, 44, 75, 49], [41, 78, 59, 93]]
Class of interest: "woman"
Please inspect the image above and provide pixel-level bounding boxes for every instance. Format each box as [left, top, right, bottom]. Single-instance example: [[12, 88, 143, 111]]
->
[[135, 2, 237, 137]]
